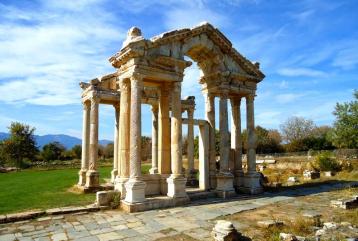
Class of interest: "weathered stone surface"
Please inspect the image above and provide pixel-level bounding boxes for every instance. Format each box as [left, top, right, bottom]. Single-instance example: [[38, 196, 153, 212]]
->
[[303, 170, 320, 180], [96, 191, 119, 207], [287, 176, 299, 183], [211, 220, 242, 241]]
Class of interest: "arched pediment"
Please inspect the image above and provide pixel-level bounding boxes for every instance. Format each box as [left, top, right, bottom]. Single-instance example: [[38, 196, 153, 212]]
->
[[109, 22, 264, 95]]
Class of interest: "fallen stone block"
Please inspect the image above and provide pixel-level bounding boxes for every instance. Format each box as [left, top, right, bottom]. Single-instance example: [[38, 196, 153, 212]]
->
[[323, 222, 337, 230], [331, 198, 358, 210], [211, 220, 243, 241], [279, 233, 306, 241], [96, 190, 120, 207], [324, 171, 335, 177], [265, 159, 276, 164], [287, 177, 299, 183], [257, 220, 284, 228]]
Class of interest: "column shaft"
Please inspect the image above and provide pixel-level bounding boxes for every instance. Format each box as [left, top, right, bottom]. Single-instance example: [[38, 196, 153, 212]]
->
[[246, 95, 256, 173], [129, 76, 142, 179], [119, 80, 131, 179], [230, 97, 242, 171], [111, 104, 120, 182], [78, 101, 90, 186], [205, 94, 216, 188], [170, 82, 183, 177], [150, 105, 158, 174], [219, 94, 230, 173], [187, 108, 194, 174]]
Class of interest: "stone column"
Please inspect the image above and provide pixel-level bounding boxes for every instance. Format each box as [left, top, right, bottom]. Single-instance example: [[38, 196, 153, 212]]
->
[[78, 100, 90, 186], [158, 83, 171, 194], [216, 92, 234, 194], [240, 94, 263, 194], [198, 123, 209, 190], [85, 95, 100, 189], [124, 74, 146, 203], [167, 82, 187, 198], [205, 93, 217, 189], [114, 79, 131, 197], [149, 105, 159, 174], [246, 94, 256, 173], [230, 97, 244, 188], [186, 108, 195, 182], [111, 103, 120, 183]]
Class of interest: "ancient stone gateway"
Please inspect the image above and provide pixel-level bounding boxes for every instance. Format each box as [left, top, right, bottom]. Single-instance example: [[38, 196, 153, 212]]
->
[[77, 23, 265, 212]]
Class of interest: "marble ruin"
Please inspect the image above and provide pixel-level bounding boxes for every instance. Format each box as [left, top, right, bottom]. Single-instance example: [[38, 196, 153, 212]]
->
[[77, 23, 265, 211]]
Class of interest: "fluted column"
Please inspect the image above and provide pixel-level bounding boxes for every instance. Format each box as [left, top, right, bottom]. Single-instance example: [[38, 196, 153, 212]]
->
[[231, 97, 244, 188], [114, 79, 130, 197], [124, 74, 146, 203], [246, 94, 257, 173], [111, 103, 120, 183], [150, 105, 158, 174], [216, 91, 234, 193], [78, 100, 90, 186], [85, 95, 100, 188], [205, 93, 216, 189], [167, 82, 187, 198], [187, 109, 194, 178]]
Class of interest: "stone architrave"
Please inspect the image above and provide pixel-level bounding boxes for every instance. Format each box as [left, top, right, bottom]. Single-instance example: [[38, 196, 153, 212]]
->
[[205, 93, 217, 189], [149, 105, 159, 174], [85, 95, 100, 189], [167, 82, 187, 198], [124, 74, 146, 203], [114, 79, 131, 198], [111, 103, 120, 183], [78, 100, 90, 186], [230, 97, 244, 188]]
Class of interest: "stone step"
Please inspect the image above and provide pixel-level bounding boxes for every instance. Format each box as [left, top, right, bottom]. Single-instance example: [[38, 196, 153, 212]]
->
[[188, 191, 217, 201]]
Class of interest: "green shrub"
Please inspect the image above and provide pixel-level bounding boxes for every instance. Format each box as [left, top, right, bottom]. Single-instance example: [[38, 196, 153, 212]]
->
[[313, 152, 341, 171]]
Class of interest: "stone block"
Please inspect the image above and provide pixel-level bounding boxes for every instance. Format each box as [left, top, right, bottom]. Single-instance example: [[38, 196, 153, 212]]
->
[[303, 212, 321, 226], [303, 170, 320, 180], [324, 171, 335, 177], [124, 179, 146, 203], [167, 176, 187, 198], [96, 190, 120, 206], [287, 176, 299, 183], [211, 220, 242, 241]]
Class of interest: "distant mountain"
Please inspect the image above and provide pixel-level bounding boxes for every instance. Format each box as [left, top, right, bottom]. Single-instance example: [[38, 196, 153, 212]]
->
[[0, 132, 112, 149]]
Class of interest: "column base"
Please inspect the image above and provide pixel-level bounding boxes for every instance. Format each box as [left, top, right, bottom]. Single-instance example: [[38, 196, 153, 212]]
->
[[78, 169, 87, 186], [216, 172, 234, 192], [114, 177, 129, 199], [167, 175, 188, 198], [238, 171, 263, 195], [110, 169, 118, 183], [124, 178, 146, 204], [234, 170, 245, 189], [149, 167, 158, 174], [85, 170, 99, 189]]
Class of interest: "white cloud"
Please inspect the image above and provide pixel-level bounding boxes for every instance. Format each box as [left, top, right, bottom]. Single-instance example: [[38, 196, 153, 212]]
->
[[332, 43, 358, 70], [0, 1, 125, 106], [275, 93, 305, 104], [277, 67, 326, 77]]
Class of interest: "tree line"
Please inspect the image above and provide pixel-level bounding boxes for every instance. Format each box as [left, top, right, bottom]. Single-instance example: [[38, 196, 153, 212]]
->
[[0, 90, 357, 167]]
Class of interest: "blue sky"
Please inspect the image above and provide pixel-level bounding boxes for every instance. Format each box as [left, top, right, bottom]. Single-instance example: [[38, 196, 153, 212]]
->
[[0, 0, 357, 141]]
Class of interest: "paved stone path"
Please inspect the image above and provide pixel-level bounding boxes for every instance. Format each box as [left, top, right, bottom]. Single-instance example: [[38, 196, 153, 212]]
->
[[0, 182, 355, 241]]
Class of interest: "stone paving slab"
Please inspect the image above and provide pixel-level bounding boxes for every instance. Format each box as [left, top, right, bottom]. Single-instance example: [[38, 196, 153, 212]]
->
[[0, 182, 355, 241]]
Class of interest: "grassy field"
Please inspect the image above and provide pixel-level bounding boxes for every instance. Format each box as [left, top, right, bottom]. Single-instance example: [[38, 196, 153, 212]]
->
[[0, 164, 151, 214]]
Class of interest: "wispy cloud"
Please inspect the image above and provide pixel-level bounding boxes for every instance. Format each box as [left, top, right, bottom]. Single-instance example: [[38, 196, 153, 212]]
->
[[277, 67, 327, 77], [0, 0, 125, 106]]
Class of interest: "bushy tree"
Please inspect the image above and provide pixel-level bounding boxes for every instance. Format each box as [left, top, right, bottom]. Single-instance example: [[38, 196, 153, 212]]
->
[[242, 126, 284, 154], [329, 90, 358, 148], [280, 116, 315, 143], [71, 145, 82, 159], [0, 122, 38, 167], [42, 141, 66, 161]]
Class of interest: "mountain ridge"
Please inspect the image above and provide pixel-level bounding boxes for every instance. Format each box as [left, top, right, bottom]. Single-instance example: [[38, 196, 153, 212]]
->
[[0, 132, 112, 149]]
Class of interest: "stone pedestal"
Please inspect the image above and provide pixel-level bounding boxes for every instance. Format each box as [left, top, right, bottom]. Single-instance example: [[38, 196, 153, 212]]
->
[[239, 171, 263, 194], [234, 170, 245, 189], [85, 170, 100, 189], [78, 169, 87, 186], [124, 179, 146, 203], [114, 177, 128, 199], [160, 175, 169, 195], [167, 176, 188, 198], [216, 172, 235, 192]]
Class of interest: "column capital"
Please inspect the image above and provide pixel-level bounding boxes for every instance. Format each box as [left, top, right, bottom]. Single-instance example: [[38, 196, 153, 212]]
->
[[113, 102, 120, 110], [187, 108, 194, 119], [231, 96, 242, 104], [82, 100, 90, 109], [219, 91, 229, 99], [119, 78, 131, 92], [90, 95, 100, 104], [130, 72, 144, 82], [151, 104, 159, 113], [161, 83, 170, 97], [172, 82, 181, 93], [246, 94, 255, 102]]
